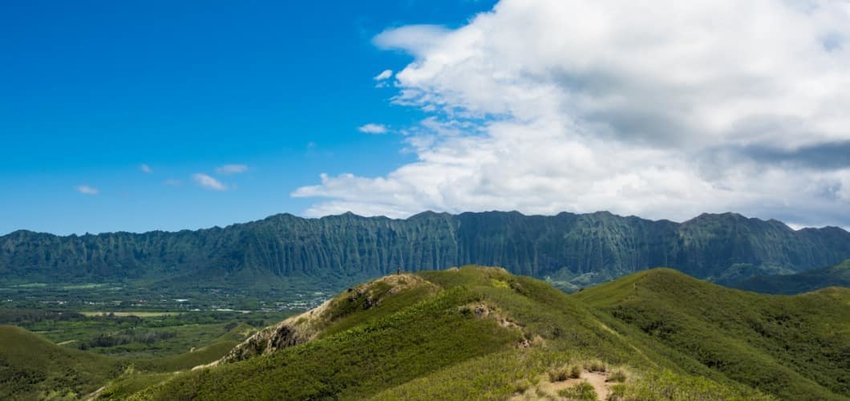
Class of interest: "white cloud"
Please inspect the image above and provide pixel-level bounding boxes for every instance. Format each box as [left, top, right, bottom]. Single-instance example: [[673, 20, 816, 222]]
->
[[358, 123, 389, 135], [140, 164, 153, 174], [373, 25, 451, 56], [193, 173, 227, 191], [215, 164, 248, 174], [295, 0, 850, 227], [374, 69, 393, 81], [76, 185, 99, 195]]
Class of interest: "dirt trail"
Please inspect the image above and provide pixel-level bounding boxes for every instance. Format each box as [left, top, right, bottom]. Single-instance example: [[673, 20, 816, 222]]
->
[[83, 386, 105, 401], [582, 371, 610, 400]]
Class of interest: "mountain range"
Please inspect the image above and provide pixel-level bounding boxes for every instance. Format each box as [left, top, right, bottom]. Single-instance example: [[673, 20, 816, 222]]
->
[[3, 211, 850, 291]]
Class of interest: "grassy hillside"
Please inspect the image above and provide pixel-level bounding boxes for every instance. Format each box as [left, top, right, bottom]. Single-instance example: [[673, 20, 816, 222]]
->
[[575, 268, 850, 400], [0, 320, 254, 401], [734, 259, 850, 294], [124, 266, 776, 401], [6, 265, 848, 400], [0, 325, 121, 400]]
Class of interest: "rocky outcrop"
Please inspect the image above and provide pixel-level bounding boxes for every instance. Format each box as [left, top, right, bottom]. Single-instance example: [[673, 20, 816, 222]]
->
[[215, 274, 438, 365], [217, 299, 332, 365]]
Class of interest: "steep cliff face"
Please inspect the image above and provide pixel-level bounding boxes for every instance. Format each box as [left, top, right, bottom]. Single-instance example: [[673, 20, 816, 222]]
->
[[2, 211, 850, 285]]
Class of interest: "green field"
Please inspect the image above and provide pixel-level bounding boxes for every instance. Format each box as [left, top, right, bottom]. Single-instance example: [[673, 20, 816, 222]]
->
[[79, 312, 179, 318], [0, 275, 332, 315], [734, 259, 850, 294]]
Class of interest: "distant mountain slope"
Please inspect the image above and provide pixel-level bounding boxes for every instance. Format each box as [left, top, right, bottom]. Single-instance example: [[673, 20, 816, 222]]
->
[[575, 269, 850, 400], [734, 259, 850, 294], [3, 211, 850, 289], [122, 266, 778, 401], [0, 325, 120, 400], [0, 323, 254, 401]]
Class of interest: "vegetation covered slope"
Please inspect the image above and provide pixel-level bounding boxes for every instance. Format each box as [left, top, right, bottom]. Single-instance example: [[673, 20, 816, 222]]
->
[[734, 259, 850, 294], [3, 211, 850, 291], [4, 266, 848, 400], [0, 320, 255, 401], [0, 325, 120, 400], [123, 266, 778, 401], [575, 269, 850, 400]]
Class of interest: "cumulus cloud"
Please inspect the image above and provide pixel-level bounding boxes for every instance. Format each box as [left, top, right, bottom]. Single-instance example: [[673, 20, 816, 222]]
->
[[193, 173, 227, 191], [374, 69, 394, 88], [215, 164, 248, 174], [374, 69, 393, 81], [295, 0, 850, 227], [140, 164, 153, 174], [373, 25, 451, 55], [76, 185, 99, 195], [358, 123, 389, 134]]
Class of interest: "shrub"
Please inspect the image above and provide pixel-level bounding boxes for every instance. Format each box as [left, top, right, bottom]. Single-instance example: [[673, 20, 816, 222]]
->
[[513, 379, 531, 394], [548, 366, 570, 382], [569, 365, 583, 379], [558, 381, 598, 401], [607, 384, 626, 401], [607, 369, 627, 383], [584, 360, 607, 372]]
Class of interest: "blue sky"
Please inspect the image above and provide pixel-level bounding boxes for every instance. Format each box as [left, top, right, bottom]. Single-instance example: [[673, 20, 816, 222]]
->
[[4, 0, 850, 234], [0, 0, 496, 234]]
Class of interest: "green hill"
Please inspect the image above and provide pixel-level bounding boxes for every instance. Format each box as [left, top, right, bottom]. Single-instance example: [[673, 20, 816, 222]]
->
[[734, 259, 850, 294], [0, 325, 120, 400], [120, 266, 781, 401], [575, 268, 850, 400], [5, 266, 849, 400], [0, 321, 253, 401]]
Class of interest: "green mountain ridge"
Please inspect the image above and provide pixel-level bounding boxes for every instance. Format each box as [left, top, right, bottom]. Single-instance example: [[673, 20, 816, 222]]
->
[[4, 211, 850, 291], [74, 266, 847, 401]]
